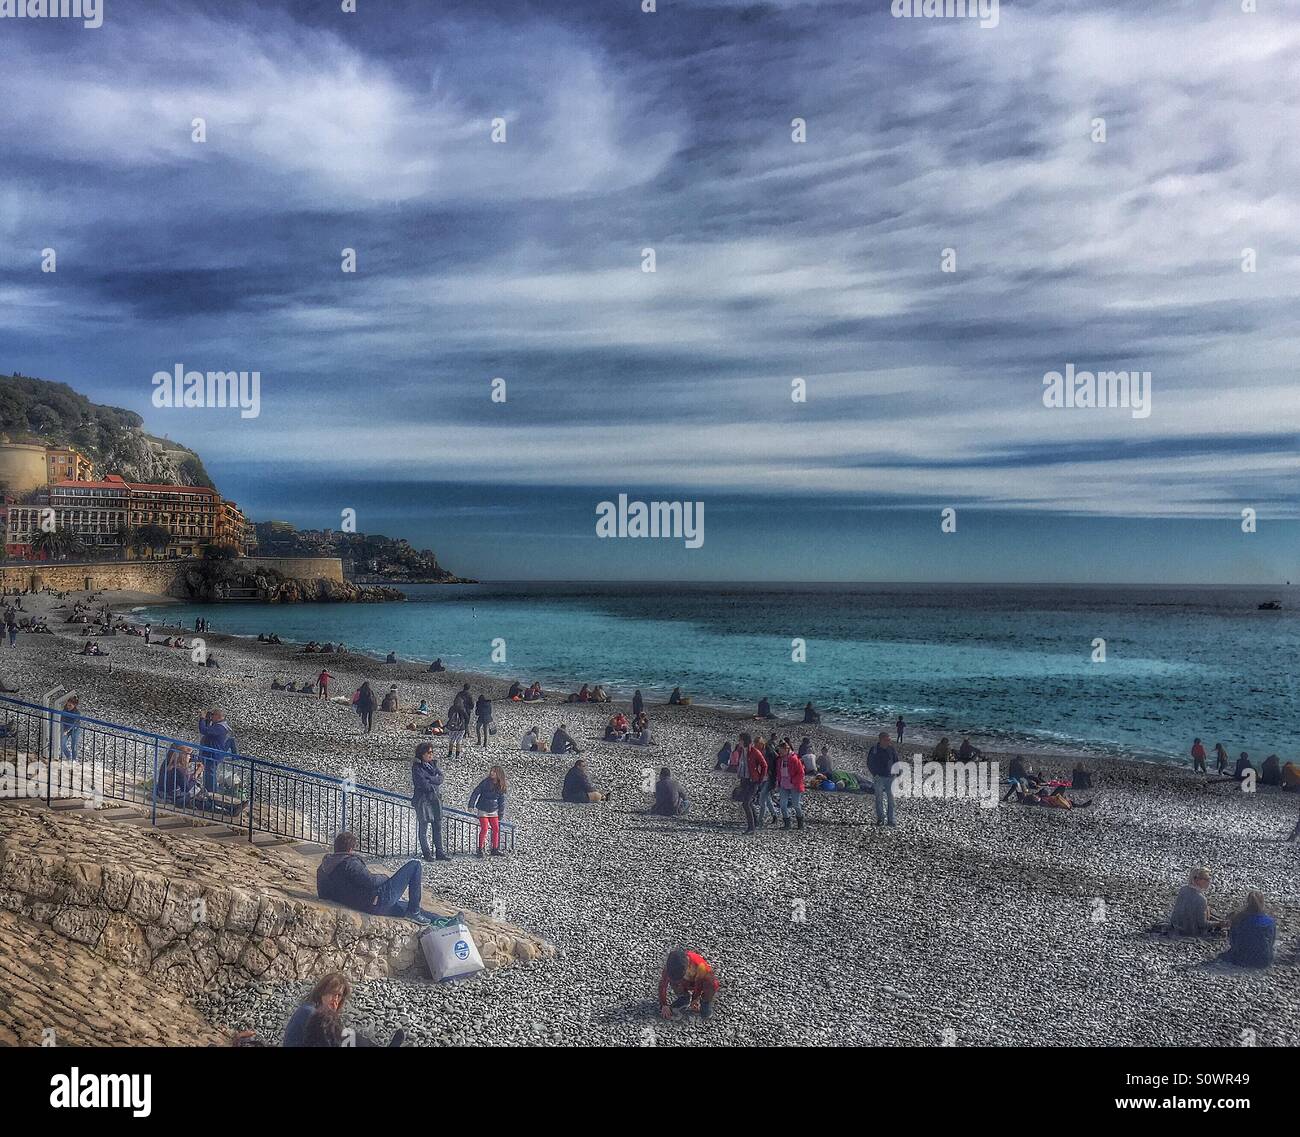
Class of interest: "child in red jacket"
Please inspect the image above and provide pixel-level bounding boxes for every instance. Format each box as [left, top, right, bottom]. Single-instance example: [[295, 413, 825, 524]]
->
[[659, 949, 719, 1019]]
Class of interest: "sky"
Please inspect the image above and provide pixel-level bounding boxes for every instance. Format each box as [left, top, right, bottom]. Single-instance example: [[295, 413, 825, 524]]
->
[[1, 0, 1297, 583]]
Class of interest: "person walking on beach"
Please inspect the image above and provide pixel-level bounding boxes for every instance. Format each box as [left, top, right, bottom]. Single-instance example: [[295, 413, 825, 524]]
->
[[317, 669, 333, 699], [4, 607, 17, 648], [355, 682, 377, 734], [867, 731, 899, 827], [411, 742, 449, 861], [1190, 737, 1207, 774], [474, 694, 494, 746], [632, 689, 644, 719], [468, 765, 507, 857], [445, 699, 468, 759], [1213, 742, 1230, 774], [736, 732, 767, 834], [896, 716, 906, 744], [777, 739, 805, 829], [758, 732, 781, 826]]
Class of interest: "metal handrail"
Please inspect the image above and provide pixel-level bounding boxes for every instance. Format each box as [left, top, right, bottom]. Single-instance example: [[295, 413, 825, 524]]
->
[[0, 694, 515, 855]]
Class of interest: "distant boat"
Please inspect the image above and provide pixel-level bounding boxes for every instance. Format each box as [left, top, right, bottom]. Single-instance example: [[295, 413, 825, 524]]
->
[[1258, 600, 1282, 610]]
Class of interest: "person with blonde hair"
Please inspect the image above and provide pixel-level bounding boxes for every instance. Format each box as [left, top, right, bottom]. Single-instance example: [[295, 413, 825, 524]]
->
[[1219, 891, 1276, 968]]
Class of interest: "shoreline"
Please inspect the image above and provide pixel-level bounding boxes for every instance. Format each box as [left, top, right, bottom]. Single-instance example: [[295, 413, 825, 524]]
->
[[123, 596, 1194, 773]]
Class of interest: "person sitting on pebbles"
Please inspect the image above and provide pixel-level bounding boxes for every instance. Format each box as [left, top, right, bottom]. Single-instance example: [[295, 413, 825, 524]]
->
[[520, 726, 549, 752], [562, 758, 613, 804], [658, 948, 719, 1020], [1169, 867, 1226, 937], [551, 722, 581, 755], [283, 972, 405, 1048], [381, 685, 400, 712], [604, 713, 630, 742], [650, 767, 688, 816]]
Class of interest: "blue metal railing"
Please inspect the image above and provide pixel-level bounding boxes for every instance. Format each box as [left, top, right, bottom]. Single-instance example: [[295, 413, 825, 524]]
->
[[0, 694, 514, 856]]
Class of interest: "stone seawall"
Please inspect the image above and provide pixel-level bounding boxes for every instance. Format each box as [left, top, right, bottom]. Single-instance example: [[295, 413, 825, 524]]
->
[[0, 556, 345, 597], [0, 805, 551, 1002]]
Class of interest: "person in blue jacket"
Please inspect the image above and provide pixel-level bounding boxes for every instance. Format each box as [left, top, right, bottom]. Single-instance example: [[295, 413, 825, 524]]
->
[[198, 709, 237, 792], [468, 765, 508, 857], [1219, 891, 1276, 968], [412, 742, 449, 861], [316, 831, 431, 923]]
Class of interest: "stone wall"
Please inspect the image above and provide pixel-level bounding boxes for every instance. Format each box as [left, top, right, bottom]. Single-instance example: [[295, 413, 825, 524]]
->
[[0, 804, 551, 1003], [0, 555, 346, 597]]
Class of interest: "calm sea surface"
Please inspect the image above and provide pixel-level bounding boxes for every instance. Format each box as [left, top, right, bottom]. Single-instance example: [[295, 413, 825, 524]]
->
[[140, 582, 1300, 764]]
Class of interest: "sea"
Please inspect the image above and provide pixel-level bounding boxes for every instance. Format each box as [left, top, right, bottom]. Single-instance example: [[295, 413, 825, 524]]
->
[[138, 582, 1300, 765]]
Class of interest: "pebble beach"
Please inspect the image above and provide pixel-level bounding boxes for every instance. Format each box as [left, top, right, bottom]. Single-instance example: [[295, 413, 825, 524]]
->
[[3, 588, 1298, 1047]]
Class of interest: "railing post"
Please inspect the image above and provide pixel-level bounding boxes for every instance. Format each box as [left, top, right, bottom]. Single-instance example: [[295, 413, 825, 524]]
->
[[151, 739, 160, 827], [246, 760, 255, 842]]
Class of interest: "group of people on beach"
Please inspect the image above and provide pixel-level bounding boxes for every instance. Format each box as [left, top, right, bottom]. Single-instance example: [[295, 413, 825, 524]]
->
[[1165, 867, 1278, 969], [1189, 738, 1300, 789]]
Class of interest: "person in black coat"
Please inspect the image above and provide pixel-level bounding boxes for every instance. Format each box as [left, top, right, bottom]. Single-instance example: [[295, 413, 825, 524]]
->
[[562, 759, 611, 803], [411, 742, 449, 860]]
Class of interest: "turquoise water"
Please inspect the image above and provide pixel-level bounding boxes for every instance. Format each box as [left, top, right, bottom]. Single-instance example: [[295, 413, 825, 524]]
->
[[139, 582, 1300, 764]]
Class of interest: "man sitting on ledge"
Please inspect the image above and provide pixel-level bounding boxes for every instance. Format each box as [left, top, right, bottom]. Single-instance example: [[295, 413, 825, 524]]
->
[[316, 832, 433, 924]]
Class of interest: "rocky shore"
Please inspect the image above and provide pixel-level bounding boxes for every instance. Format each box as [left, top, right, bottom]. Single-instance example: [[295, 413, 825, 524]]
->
[[2, 589, 1297, 1046]]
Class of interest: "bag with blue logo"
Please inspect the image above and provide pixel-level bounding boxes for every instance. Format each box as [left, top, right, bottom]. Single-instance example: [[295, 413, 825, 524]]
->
[[420, 911, 485, 982]]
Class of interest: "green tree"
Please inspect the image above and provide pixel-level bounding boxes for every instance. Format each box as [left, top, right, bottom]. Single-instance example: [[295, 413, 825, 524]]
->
[[129, 523, 172, 559]]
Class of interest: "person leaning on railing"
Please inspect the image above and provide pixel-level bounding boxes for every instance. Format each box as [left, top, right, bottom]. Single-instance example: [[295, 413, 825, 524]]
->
[[198, 710, 238, 793]]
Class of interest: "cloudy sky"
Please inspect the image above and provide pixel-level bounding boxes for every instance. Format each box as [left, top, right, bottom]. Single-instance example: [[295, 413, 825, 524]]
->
[[2, 0, 1297, 581]]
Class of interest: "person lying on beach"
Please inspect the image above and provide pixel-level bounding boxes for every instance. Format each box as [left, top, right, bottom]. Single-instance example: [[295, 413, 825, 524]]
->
[[316, 831, 432, 924], [301, 642, 320, 653], [551, 724, 581, 755], [651, 767, 688, 816], [802, 701, 821, 725], [1218, 891, 1276, 969], [429, 659, 445, 672], [1033, 788, 1092, 809], [755, 697, 776, 720], [271, 678, 287, 691], [659, 949, 718, 1019], [508, 681, 523, 700], [1166, 869, 1226, 936], [605, 714, 630, 742], [283, 972, 405, 1048], [565, 684, 592, 704], [320, 643, 334, 654], [520, 727, 550, 752], [563, 759, 612, 803]]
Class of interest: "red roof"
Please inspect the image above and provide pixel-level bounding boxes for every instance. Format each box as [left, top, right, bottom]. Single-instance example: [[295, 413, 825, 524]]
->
[[52, 477, 217, 496]]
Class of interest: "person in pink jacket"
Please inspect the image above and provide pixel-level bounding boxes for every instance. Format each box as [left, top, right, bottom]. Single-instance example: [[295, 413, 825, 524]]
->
[[777, 739, 806, 829]]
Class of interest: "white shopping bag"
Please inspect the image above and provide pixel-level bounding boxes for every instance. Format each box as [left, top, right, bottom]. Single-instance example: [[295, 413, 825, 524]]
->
[[420, 913, 485, 982]]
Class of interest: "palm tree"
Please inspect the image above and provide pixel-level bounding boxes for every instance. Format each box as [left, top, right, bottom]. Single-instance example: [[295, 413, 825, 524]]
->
[[129, 523, 172, 560]]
